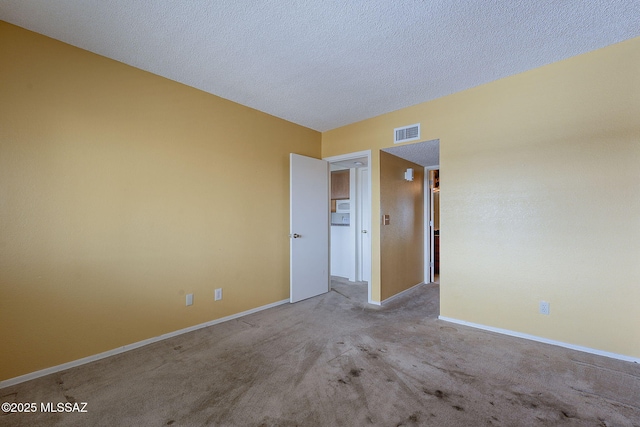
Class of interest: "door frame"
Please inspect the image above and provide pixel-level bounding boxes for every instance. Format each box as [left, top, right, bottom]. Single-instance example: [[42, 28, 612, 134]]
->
[[424, 165, 439, 283], [356, 167, 370, 284], [324, 150, 373, 304]]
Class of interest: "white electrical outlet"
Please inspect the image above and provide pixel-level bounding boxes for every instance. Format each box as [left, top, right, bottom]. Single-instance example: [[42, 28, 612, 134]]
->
[[186, 293, 193, 306], [214, 288, 222, 301], [539, 301, 550, 315]]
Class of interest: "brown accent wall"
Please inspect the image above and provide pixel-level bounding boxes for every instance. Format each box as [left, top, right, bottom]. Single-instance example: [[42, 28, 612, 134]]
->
[[379, 151, 424, 301]]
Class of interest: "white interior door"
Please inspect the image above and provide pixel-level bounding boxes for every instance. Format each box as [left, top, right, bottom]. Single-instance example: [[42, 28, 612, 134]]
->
[[290, 153, 330, 303]]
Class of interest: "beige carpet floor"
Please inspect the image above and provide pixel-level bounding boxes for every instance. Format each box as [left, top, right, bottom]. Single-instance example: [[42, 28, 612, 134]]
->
[[1, 281, 638, 426]]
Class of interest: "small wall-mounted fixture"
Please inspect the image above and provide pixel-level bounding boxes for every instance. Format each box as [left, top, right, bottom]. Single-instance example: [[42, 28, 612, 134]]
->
[[404, 168, 414, 181]]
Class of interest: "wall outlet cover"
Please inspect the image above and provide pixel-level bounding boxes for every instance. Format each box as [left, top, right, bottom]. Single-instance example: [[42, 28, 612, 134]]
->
[[539, 301, 550, 315]]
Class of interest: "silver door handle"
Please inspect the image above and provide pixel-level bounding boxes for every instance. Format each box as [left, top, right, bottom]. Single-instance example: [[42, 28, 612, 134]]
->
[[362, 230, 367, 234], [290, 233, 301, 238]]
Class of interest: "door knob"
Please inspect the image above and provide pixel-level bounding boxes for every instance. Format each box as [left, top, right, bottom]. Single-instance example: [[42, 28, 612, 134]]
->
[[290, 233, 301, 238], [362, 230, 368, 234]]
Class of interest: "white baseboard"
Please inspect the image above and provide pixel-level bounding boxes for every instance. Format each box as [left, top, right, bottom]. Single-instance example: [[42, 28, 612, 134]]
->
[[1, 299, 289, 389], [438, 316, 640, 364], [381, 282, 425, 305]]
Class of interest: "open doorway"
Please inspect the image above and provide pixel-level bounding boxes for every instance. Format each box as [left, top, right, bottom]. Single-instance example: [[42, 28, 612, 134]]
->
[[427, 168, 440, 285], [381, 139, 439, 288], [324, 151, 372, 304]]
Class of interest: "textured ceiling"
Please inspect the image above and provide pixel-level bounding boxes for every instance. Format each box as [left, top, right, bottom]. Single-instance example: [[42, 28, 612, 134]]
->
[[1, 1, 639, 131], [383, 139, 440, 168], [330, 157, 369, 171]]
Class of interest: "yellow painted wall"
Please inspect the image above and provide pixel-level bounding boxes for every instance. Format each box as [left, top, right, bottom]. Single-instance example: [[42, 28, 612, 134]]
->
[[379, 152, 424, 301], [0, 22, 321, 381], [323, 37, 640, 358]]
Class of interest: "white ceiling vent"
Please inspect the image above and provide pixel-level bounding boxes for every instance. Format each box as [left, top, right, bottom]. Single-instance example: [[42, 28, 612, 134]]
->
[[394, 123, 420, 144]]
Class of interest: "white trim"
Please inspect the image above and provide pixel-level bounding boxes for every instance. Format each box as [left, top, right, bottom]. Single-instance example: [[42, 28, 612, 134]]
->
[[347, 167, 357, 282], [438, 316, 640, 364], [0, 299, 289, 389], [381, 282, 425, 305], [426, 166, 440, 285], [357, 167, 372, 299], [323, 150, 371, 164], [424, 169, 431, 284]]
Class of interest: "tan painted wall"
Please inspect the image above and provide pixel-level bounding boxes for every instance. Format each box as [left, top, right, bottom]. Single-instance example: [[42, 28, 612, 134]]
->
[[379, 152, 424, 301], [0, 22, 321, 381], [322, 37, 640, 358]]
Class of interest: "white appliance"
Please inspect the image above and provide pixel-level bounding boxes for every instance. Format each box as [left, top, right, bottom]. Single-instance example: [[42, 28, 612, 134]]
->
[[335, 199, 350, 213], [331, 212, 349, 225]]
